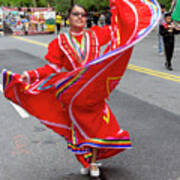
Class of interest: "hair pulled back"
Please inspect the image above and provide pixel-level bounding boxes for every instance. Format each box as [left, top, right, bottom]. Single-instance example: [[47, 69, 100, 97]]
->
[[67, 4, 88, 18]]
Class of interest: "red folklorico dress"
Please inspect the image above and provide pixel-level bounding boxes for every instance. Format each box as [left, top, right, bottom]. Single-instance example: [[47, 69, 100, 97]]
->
[[2, 0, 160, 168]]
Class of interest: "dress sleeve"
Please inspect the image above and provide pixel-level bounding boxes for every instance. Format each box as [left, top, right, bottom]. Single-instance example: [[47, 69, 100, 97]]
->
[[91, 25, 111, 46], [25, 38, 64, 83], [44, 37, 64, 64]]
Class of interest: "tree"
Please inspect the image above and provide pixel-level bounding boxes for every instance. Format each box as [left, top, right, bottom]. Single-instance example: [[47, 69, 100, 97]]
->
[[158, 0, 172, 10], [54, 0, 70, 13], [0, 0, 173, 12], [74, 0, 109, 10]]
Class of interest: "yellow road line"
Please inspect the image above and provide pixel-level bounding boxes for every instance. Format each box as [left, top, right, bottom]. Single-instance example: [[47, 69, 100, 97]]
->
[[12, 35, 48, 47], [12, 36, 180, 83], [128, 64, 180, 83]]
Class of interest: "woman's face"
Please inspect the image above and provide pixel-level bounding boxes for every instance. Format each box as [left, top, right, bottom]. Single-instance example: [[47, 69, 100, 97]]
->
[[69, 5, 87, 31]]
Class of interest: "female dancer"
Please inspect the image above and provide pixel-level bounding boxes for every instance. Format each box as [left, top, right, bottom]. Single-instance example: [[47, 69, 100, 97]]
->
[[21, 4, 114, 177], [3, 0, 160, 178]]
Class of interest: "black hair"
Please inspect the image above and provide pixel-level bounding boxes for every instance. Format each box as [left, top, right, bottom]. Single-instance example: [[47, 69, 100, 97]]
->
[[160, 4, 165, 9], [164, 12, 171, 18], [67, 4, 88, 18]]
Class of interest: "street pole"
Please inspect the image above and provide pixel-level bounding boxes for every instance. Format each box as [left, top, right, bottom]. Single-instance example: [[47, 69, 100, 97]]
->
[[71, 0, 74, 6]]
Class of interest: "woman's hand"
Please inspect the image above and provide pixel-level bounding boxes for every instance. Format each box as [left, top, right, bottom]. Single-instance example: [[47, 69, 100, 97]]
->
[[20, 72, 28, 83]]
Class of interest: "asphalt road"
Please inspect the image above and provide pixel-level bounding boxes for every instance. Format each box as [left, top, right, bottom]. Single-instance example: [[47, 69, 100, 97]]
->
[[0, 29, 180, 180]]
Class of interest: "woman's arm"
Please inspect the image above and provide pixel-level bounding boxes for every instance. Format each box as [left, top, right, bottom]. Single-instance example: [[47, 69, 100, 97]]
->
[[21, 38, 63, 83]]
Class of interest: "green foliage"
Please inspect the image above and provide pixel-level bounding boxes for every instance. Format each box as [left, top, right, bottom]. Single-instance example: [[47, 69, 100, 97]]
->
[[54, 0, 109, 14], [37, 0, 48, 7], [75, 0, 109, 11], [0, 0, 34, 7], [0, 0, 173, 12], [55, 0, 70, 14], [157, 0, 172, 10]]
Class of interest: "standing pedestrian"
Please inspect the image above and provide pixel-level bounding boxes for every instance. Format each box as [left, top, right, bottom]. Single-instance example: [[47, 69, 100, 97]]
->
[[56, 12, 62, 34], [157, 4, 165, 55], [160, 13, 180, 70]]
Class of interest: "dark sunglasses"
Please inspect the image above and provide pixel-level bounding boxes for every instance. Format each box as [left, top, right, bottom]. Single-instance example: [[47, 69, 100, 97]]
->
[[71, 12, 87, 17]]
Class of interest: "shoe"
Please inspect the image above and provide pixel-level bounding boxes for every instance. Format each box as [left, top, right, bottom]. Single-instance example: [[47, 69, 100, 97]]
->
[[90, 167, 100, 177], [165, 62, 168, 68], [80, 167, 89, 175], [167, 66, 173, 71], [90, 163, 101, 177]]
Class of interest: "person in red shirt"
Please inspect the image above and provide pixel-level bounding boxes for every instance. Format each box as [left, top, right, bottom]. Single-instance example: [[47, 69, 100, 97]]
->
[[21, 4, 117, 177]]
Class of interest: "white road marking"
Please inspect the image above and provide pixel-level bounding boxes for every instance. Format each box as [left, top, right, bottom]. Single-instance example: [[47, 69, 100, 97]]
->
[[0, 83, 29, 118], [0, 83, 3, 92]]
